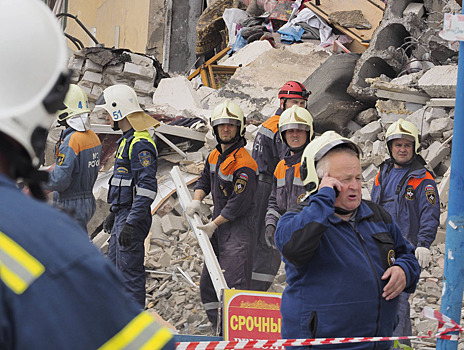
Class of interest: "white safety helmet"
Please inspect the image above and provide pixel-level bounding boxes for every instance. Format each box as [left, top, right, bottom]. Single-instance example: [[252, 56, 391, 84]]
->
[[278, 105, 314, 151], [385, 118, 420, 156], [94, 85, 143, 121], [210, 100, 245, 144], [0, 0, 70, 167], [300, 131, 362, 195], [57, 84, 91, 122]]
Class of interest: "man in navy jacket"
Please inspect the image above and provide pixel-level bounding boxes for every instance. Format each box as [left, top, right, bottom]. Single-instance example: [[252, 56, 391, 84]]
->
[[371, 118, 439, 344], [275, 131, 420, 349]]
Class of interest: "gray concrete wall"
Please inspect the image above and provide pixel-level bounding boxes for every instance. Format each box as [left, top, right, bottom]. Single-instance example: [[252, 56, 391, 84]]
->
[[169, 0, 203, 73]]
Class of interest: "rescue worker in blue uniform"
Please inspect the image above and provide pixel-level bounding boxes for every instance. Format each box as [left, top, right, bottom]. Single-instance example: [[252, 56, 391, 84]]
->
[[265, 105, 313, 251], [275, 131, 420, 350], [42, 84, 102, 230], [95, 84, 160, 308], [0, 1, 174, 349], [251, 81, 310, 291], [186, 100, 258, 330], [371, 118, 440, 345]]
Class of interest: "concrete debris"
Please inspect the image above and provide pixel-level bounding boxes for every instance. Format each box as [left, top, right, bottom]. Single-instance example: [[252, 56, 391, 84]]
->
[[69, 47, 167, 109], [305, 53, 365, 134], [153, 76, 202, 110], [418, 65, 458, 98]]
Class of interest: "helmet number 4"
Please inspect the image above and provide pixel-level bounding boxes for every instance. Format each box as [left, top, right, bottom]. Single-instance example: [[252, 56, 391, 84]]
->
[[77, 100, 89, 110]]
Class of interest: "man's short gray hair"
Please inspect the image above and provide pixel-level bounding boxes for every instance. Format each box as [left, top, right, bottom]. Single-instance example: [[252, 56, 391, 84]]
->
[[315, 146, 359, 179]]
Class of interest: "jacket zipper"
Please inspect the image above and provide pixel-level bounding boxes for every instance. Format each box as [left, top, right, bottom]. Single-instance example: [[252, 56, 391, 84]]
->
[[353, 225, 381, 350]]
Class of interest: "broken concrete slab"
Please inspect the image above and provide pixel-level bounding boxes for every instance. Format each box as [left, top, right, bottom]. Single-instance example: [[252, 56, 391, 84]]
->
[[202, 42, 332, 121], [305, 53, 365, 133], [428, 117, 453, 138], [424, 141, 450, 170], [220, 40, 274, 67], [161, 213, 187, 235], [352, 120, 382, 142], [153, 76, 202, 110], [418, 65, 458, 98], [354, 108, 379, 126], [362, 163, 379, 181]]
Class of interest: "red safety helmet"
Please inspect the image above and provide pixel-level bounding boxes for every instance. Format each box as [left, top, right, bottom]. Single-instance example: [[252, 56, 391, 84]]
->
[[278, 81, 310, 100]]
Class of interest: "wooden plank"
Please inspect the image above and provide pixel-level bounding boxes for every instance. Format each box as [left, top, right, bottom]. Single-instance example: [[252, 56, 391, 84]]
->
[[305, 0, 385, 44], [170, 166, 228, 300]]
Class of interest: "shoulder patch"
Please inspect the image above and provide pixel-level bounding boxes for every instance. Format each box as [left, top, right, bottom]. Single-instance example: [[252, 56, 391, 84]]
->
[[234, 178, 247, 194], [388, 250, 396, 266], [297, 193, 306, 204], [56, 153, 65, 166], [138, 151, 152, 167], [238, 173, 248, 181], [116, 166, 128, 174], [405, 185, 415, 200], [425, 186, 437, 205]]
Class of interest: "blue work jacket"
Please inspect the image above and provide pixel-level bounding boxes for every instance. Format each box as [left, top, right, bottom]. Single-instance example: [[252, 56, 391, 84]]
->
[[275, 187, 420, 349], [371, 159, 440, 248]]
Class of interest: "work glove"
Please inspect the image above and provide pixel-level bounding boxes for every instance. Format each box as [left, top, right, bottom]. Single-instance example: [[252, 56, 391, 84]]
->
[[197, 221, 218, 239], [264, 225, 276, 249], [118, 223, 135, 247], [186, 199, 202, 217], [415, 247, 431, 268], [103, 212, 115, 233]]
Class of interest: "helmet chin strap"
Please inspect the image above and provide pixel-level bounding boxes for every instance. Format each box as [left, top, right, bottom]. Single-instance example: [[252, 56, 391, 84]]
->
[[112, 121, 120, 131], [0, 134, 49, 201]]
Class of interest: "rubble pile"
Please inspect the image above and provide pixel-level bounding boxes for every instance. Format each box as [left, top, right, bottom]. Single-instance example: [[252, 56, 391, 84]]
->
[[68, 47, 168, 109], [347, 0, 460, 104]]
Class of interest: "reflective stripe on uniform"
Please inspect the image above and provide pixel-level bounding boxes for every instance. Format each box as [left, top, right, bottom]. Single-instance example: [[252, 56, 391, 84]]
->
[[293, 177, 303, 186], [258, 126, 275, 140], [0, 231, 45, 295], [252, 272, 275, 282], [136, 186, 157, 199], [218, 170, 233, 182], [111, 178, 132, 187], [202, 301, 221, 311], [116, 138, 128, 160], [98, 311, 172, 350], [276, 178, 285, 188]]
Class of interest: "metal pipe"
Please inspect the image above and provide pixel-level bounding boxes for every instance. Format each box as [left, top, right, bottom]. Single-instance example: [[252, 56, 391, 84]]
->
[[56, 12, 101, 46]]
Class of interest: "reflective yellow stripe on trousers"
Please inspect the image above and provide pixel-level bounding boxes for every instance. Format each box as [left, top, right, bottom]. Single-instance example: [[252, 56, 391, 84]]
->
[[99, 311, 172, 350], [0, 231, 45, 294]]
